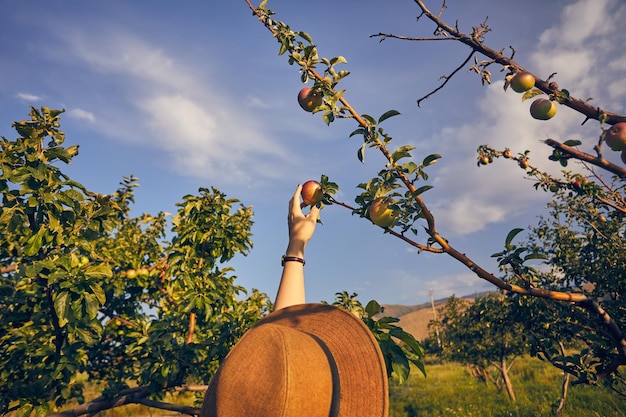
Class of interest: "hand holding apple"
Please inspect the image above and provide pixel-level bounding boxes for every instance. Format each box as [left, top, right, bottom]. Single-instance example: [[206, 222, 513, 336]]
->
[[301, 180, 324, 207]]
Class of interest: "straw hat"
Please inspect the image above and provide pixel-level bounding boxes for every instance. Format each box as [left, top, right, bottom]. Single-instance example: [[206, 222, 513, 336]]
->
[[200, 303, 388, 417]]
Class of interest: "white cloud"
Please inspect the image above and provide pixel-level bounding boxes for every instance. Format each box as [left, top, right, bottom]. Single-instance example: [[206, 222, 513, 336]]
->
[[425, 81, 568, 236], [15, 92, 43, 102], [68, 108, 96, 123], [532, 0, 626, 107], [56, 28, 298, 184]]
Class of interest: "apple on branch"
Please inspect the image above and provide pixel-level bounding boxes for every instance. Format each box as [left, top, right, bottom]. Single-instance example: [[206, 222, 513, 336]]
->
[[368, 196, 399, 228], [509, 71, 535, 93], [297, 87, 323, 112], [530, 98, 558, 120], [604, 122, 626, 152]]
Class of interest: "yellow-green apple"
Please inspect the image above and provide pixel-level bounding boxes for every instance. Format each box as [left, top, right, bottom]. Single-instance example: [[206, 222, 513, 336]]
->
[[137, 268, 150, 278], [297, 87, 322, 112], [509, 71, 535, 93], [530, 98, 558, 120], [368, 197, 398, 228], [301, 180, 323, 206], [126, 269, 137, 279], [604, 122, 626, 151]]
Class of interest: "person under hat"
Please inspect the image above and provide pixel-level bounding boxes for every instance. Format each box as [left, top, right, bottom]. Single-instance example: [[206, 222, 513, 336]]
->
[[200, 184, 389, 417]]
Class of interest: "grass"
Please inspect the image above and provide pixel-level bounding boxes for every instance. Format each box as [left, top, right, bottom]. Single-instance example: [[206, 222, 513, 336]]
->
[[389, 356, 624, 417]]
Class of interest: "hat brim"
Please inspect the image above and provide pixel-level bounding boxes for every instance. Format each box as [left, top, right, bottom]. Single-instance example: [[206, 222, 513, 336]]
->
[[259, 303, 388, 417]]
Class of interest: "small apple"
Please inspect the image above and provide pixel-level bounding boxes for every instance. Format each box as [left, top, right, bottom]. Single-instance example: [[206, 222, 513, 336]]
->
[[126, 269, 137, 279], [137, 268, 150, 278], [502, 149, 513, 159], [519, 159, 529, 169], [297, 87, 323, 112], [604, 122, 626, 151], [368, 197, 398, 228], [530, 98, 558, 120], [509, 71, 535, 93], [301, 180, 323, 206]]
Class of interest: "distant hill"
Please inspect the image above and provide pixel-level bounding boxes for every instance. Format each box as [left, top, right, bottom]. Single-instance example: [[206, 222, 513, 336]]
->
[[381, 291, 491, 341]]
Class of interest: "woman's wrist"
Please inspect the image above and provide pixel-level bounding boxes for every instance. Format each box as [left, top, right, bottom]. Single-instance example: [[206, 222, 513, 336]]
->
[[285, 240, 306, 258]]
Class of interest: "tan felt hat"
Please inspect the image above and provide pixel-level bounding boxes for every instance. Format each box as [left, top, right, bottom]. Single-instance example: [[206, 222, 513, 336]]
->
[[200, 303, 388, 417]]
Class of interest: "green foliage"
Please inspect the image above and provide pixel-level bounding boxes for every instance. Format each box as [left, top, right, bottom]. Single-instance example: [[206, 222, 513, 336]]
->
[[429, 293, 528, 400], [508, 185, 626, 390], [329, 292, 425, 384], [0, 108, 270, 415]]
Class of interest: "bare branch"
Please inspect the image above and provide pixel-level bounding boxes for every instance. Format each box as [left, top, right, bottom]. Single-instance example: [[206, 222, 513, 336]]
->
[[417, 51, 475, 107], [50, 385, 204, 417]]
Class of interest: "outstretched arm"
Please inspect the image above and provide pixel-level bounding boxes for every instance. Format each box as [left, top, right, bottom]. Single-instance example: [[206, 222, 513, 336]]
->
[[273, 184, 320, 311]]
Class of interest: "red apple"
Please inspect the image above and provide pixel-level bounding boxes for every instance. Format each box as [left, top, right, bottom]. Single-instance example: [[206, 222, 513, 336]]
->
[[530, 98, 558, 120], [297, 87, 323, 112], [369, 197, 398, 228], [301, 180, 323, 206], [604, 122, 626, 151], [509, 71, 535, 93]]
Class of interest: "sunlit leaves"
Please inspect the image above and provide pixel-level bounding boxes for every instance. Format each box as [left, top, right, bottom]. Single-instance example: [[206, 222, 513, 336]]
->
[[1, 108, 270, 415]]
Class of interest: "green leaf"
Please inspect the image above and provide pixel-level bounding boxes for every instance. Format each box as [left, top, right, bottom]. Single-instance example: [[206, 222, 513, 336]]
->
[[297, 31, 312, 44], [401, 161, 418, 174], [330, 56, 348, 65], [357, 143, 366, 164], [521, 89, 544, 102], [85, 264, 113, 278], [391, 145, 415, 162], [361, 114, 377, 126], [24, 227, 47, 256], [74, 326, 95, 344], [84, 293, 99, 320], [365, 299, 382, 317], [524, 252, 548, 261], [504, 228, 524, 249], [54, 291, 70, 327], [410, 185, 433, 198], [563, 139, 582, 147], [422, 153, 442, 166], [89, 283, 106, 305], [378, 110, 400, 124]]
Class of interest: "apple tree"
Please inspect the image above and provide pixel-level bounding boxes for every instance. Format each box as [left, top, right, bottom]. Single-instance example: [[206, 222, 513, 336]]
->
[[429, 293, 527, 402], [244, 0, 625, 395], [0, 106, 270, 416]]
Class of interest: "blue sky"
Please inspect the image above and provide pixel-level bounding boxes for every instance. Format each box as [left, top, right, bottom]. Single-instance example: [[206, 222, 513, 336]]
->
[[1, 0, 625, 306]]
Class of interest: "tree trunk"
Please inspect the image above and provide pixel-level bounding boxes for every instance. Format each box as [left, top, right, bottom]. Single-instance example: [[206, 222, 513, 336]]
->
[[555, 342, 570, 416], [500, 357, 516, 402]]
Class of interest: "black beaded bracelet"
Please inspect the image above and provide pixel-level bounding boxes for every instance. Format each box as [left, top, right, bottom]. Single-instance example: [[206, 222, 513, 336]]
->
[[281, 255, 305, 266]]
